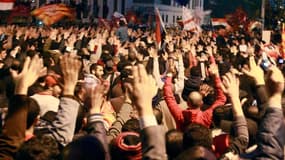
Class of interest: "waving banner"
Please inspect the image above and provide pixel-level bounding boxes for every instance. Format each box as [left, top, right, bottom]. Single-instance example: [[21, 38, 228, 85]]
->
[[31, 4, 75, 26]]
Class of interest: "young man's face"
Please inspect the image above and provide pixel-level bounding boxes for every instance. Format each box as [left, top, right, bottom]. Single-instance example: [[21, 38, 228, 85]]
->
[[95, 65, 104, 78]]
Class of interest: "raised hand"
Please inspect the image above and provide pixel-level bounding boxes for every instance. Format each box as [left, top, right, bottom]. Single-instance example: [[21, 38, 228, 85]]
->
[[11, 55, 47, 95], [222, 72, 239, 99], [199, 84, 212, 97], [127, 64, 158, 116], [267, 66, 284, 96], [60, 54, 82, 95], [90, 80, 110, 114], [208, 63, 219, 77], [242, 56, 264, 85]]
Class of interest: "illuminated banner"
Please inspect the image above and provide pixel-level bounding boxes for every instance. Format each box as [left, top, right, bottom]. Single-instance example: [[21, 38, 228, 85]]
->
[[31, 4, 75, 26], [0, 0, 14, 10]]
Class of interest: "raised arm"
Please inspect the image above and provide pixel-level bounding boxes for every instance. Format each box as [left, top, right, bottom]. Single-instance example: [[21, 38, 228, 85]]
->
[[128, 64, 167, 160], [174, 52, 185, 94], [220, 72, 248, 158], [255, 67, 285, 159], [163, 75, 184, 127], [0, 55, 46, 159], [242, 56, 268, 119], [203, 64, 226, 124], [87, 80, 111, 160], [48, 55, 81, 146]]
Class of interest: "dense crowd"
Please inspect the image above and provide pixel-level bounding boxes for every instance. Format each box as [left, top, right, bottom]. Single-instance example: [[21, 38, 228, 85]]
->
[[0, 21, 284, 160]]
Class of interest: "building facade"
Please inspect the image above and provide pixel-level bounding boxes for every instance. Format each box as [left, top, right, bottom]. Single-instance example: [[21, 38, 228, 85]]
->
[[30, 0, 204, 25]]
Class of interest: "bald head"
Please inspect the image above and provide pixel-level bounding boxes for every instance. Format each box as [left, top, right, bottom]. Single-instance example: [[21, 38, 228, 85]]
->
[[188, 91, 203, 108]]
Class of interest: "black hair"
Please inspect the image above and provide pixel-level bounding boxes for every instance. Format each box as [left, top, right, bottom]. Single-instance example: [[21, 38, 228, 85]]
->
[[183, 123, 213, 150], [16, 135, 60, 160], [122, 118, 140, 133], [62, 135, 105, 160], [165, 129, 183, 159], [175, 146, 216, 160]]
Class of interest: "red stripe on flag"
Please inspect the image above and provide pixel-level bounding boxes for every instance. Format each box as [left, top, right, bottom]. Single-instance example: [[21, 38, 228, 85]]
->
[[183, 17, 194, 25], [155, 9, 161, 46]]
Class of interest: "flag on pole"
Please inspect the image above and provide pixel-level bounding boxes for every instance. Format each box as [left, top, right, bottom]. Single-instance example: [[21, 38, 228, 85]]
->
[[0, 0, 15, 10], [281, 23, 285, 58], [182, 7, 200, 32], [155, 7, 166, 49], [31, 4, 75, 26]]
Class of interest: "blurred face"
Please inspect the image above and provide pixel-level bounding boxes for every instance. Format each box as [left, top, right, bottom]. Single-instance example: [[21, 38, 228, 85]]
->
[[0, 50, 7, 60], [95, 65, 104, 78]]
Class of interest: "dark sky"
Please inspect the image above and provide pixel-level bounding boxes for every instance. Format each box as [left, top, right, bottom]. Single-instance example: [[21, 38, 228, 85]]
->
[[204, 0, 262, 18]]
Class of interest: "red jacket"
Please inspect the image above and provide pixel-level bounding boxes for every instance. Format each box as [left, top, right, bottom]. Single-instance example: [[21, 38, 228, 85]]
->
[[163, 76, 226, 131]]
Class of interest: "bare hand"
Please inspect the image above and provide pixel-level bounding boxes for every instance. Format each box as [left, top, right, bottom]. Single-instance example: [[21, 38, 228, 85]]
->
[[90, 80, 110, 114], [11, 55, 47, 95], [222, 72, 240, 99], [208, 63, 219, 76], [127, 64, 158, 116], [242, 56, 264, 85], [60, 54, 82, 95]]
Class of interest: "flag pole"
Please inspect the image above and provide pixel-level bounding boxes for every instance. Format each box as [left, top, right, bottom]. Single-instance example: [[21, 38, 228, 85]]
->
[[261, 0, 265, 31]]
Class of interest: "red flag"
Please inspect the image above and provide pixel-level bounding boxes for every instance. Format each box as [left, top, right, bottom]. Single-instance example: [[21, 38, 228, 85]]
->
[[31, 4, 75, 26], [155, 9, 161, 47], [155, 8, 166, 48], [0, 0, 15, 10], [282, 23, 285, 59]]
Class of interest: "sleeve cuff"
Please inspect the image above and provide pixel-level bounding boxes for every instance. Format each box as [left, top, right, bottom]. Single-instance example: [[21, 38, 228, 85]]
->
[[139, 115, 158, 129], [87, 113, 104, 123]]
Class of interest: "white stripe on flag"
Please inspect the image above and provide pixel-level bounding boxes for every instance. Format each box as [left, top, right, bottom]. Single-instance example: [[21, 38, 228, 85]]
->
[[0, 2, 14, 10]]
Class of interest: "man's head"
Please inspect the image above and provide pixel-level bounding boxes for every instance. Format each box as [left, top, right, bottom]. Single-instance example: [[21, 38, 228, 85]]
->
[[175, 146, 217, 160], [62, 135, 105, 160], [165, 129, 183, 159], [90, 63, 104, 79], [183, 123, 213, 150], [16, 135, 60, 160], [187, 91, 203, 109]]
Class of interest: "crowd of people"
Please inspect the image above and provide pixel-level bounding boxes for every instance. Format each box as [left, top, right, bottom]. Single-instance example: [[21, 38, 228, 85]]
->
[[0, 21, 284, 160]]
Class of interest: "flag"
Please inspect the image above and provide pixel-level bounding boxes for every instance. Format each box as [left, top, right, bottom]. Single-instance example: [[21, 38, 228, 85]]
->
[[281, 23, 285, 58], [182, 7, 200, 32], [192, 7, 211, 26], [211, 18, 231, 29], [0, 0, 15, 10], [31, 4, 75, 26], [155, 8, 166, 49]]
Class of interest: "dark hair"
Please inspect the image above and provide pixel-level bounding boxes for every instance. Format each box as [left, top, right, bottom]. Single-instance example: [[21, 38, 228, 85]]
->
[[90, 63, 103, 74], [122, 118, 140, 133], [165, 129, 183, 159], [26, 98, 40, 129], [62, 135, 105, 160], [175, 146, 217, 160], [16, 135, 60, 160], [183, 123, 213, 150]]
